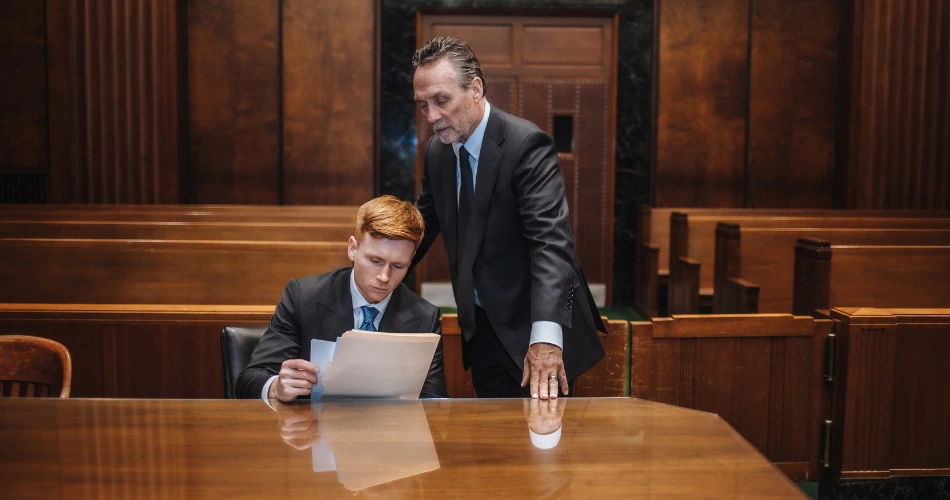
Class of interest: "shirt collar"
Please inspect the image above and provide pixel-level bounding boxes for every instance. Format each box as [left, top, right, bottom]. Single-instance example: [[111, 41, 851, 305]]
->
[[453, 101, 491, 161], [349, 268, 393, 314]]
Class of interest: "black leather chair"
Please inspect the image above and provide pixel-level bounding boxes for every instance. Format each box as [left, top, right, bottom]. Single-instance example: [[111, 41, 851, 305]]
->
[[220, 326, 267, 399]]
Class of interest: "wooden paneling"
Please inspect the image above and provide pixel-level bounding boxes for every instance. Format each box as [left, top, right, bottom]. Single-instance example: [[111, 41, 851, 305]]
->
[[0, 0, 48, 171], [0, 305, 274, 398], [655, 0, 749, 208], [830, 308, 950, 478], [841, 0, 950, 209], [631, 314, 830, 481], [46, 0, 181, 203], [747, 0, 838, 208], [282, 0, 374, 205], [187, 0, 279, 204]]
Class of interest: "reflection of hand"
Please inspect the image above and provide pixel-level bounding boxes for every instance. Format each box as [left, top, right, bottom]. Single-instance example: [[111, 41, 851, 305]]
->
[[523, 397, 566, 436], [270, 359, 320, 402], [521, 342, 568, 399], [275, 403, 321, 450]]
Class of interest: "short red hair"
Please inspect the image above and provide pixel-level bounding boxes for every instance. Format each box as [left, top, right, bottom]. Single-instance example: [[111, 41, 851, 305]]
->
[[355, 195, 425, 246]]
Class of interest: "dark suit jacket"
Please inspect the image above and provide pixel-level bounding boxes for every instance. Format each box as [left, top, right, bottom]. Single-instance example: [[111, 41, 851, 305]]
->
[[413, 105, 606, 380], [236, 267, 448, 399]]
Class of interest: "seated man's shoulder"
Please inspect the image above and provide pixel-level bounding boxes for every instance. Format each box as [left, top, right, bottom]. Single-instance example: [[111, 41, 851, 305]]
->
[[290, 268, 350, 295]]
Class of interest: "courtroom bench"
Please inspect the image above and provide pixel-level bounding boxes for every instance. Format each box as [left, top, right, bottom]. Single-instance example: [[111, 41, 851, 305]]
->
[[0, 306, 629, 400], [666, 212, 950, 315], [713, 224, 950, 314], [792, 238, 950, 316]]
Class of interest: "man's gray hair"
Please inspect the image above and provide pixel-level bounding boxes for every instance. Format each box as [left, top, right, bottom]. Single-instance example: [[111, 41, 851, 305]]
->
[[412, 36, 487, 96]]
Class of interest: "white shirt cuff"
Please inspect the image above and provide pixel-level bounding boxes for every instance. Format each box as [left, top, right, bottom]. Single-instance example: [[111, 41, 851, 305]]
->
[[262, 375, 278, 403], [529, 321, 563, 349], [529, 426, 562, 449]]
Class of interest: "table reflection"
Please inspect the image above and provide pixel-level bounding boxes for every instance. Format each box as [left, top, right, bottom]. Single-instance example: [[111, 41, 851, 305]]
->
[[277, 400, 440, 491]]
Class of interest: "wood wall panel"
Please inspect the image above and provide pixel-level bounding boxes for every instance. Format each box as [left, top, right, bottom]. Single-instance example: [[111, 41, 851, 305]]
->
[[655, 0, 749, 208], [282, 0, 374, 205], [747, 0, 838, 208], [890, 323, 950, 469], [0, 0, 48, 171], [187, 0, 279, 204], [46, 0, 181, 203], [841, 0, 950, 209]]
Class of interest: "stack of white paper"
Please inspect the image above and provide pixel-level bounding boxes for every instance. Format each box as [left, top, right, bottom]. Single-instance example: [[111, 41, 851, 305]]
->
[[311, 330, 440, 399]]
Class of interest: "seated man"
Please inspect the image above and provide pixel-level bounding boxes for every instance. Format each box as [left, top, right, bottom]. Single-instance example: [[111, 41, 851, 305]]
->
[[237, 195, 448, 401]]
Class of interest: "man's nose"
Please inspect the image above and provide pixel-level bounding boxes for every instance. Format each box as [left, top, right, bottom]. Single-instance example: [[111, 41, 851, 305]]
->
[[426, 109, 441, 124], [377, 267, 390, 282]]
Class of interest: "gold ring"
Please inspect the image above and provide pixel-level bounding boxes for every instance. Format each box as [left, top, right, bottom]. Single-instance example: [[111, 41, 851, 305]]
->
[[548, 374, 558, 381]]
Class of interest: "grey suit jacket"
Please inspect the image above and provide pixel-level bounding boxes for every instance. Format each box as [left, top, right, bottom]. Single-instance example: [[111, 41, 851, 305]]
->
[[412, 106, 605, 380], [236, 267, 448, 399]]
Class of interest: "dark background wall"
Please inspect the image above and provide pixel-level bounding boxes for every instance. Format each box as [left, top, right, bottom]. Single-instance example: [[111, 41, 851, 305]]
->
[[1, 0, 948, 302]]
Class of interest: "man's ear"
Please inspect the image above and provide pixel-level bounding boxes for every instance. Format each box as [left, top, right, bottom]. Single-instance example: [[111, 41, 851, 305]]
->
[[347, 235, 358, 262], [471, 77, 483, 100]]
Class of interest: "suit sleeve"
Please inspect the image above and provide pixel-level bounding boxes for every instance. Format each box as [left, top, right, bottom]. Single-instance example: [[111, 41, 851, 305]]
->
[[235, 279, 304, 399], [513, 131, 579, 328], [420, 309, 449, 398], [411, 137, 442, 272]]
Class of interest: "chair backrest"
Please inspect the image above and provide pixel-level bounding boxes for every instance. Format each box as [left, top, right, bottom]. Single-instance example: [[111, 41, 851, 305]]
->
[[220, 326, 267, 399], [0, 335, 72, 398]]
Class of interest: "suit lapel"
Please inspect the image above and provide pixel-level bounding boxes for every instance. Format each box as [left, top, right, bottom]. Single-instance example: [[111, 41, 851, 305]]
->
[[378, 287, 422, 333], [317, 269, 356, 339], [466, 109, 505, 266]]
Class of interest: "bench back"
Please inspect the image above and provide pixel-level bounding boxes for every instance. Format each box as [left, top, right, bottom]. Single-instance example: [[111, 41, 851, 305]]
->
[[716, 226, 950, 313], [793, 239, 950, 315], [0, 238, 352, 305]]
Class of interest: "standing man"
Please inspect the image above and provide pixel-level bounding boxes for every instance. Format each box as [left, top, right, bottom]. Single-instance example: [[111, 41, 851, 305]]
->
[[411, 36, 605, 399]]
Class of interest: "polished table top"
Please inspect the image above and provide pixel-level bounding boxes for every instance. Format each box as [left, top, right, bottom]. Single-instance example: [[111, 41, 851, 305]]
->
[[0, 397, 806, 499]]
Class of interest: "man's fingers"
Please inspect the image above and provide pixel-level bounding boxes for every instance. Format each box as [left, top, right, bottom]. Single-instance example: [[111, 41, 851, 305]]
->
[[530, 369, 541, 399], [547, 375, 559, 399], [559, 368, 569, 395], [521, 355, 531, 387]]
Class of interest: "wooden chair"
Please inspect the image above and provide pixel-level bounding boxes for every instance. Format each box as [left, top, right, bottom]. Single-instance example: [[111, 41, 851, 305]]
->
[[0, 335, 72, 398]]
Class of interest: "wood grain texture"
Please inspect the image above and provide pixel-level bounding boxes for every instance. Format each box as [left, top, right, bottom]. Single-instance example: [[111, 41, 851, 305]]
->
[[747, 0, 838, 208], [0, 398, 809, 498], [841, 0, 950, 209], [630, 314, 823, 480], [187, 0, 278, 204], [46, 0, 181, 203], [0, 238, 352, 305], [655, 0, 749, 207], [282, 0, 374, 205], [0, 0, 48, 171]]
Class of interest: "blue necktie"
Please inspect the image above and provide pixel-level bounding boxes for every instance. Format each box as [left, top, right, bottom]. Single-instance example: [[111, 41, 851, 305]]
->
[[359, 305, 379, 331]]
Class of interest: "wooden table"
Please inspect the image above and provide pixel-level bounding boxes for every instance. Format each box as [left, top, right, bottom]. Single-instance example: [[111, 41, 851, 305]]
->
[[0, 398, 806, 499]]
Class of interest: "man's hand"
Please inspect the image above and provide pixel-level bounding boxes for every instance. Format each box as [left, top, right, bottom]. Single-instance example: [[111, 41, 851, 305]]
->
[[269, 359, 319, 403], [275, 403, 320, 450], [521, 342, 567, 399]]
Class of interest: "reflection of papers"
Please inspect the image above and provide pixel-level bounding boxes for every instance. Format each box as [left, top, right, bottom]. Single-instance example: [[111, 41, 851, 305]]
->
[[311, 330, 440, 399], [311, 401, 440, 491]]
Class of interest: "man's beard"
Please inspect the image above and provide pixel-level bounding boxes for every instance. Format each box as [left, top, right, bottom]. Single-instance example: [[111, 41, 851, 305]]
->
[[433, 120, 470, 145]]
